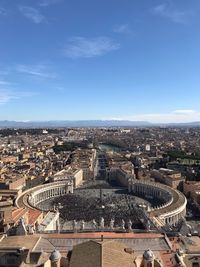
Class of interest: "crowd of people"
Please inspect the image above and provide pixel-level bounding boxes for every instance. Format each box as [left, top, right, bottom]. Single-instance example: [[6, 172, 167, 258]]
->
[[37, 180, 152, 229]]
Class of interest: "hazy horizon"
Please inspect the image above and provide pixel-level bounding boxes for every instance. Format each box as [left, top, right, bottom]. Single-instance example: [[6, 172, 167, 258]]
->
[[1, 118, 200, 126]]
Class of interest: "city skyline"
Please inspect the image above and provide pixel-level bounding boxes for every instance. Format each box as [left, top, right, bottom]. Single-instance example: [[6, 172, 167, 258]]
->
[[1, 0, 200, 122]]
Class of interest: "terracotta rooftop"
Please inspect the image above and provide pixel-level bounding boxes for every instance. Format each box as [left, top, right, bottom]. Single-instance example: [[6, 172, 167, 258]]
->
[[28, 209, 43, 225], [39, 232, 164, 239], [12, 208, 28, 224], [0, 235, 41, 251], [159, 251, 177, 267]]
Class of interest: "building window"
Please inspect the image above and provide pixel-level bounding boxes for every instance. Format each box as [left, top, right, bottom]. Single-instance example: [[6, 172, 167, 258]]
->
[[193, 263, 199, 267]]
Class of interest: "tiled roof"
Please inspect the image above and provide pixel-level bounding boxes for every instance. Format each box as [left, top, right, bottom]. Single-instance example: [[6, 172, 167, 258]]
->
[[28, 209, 42, 225], [69, 240, 134, 267], [12, 208, 28, 224]]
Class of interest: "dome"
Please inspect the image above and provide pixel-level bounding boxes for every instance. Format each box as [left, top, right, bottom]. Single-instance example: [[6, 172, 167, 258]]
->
[[49, 249, 61, 261], [143, 249, 154, 261]]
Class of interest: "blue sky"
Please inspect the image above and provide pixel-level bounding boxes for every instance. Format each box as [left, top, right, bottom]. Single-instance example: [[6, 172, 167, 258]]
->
[[0, 0, 200, 122]]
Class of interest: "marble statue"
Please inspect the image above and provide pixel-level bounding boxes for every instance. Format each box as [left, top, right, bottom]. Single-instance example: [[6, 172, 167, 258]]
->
[[80, 220, 85, 230], [110, 218, 115, 230], [121, 219, 125, 230], [72, 220, 77, 231], [146, 220, 151, 231], [128, 219, 132, 231], [16, 217, 27, 236], [100, 217, 104, 229], [92, 219, 97, 229]]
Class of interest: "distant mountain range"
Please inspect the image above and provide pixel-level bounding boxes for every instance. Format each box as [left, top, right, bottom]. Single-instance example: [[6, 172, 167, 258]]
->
[[0, 120, 200, 128], [0, 120, 151, 128]]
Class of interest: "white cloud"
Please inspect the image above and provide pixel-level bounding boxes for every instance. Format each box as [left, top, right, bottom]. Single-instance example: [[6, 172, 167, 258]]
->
[[0, 80, 10, 85], [107, 110, 200, 123], [0, 89, 36, 104], [151, 3, 187, 23], [0, 70, 9, 76], [113, 24, 132, 34], [39, 0, 63, 7], [63, 37, 120, 59], [55, 86, 65, 92], [0, 7, 6, 15], [19, 6, 45, 24], [0, 90, 18, 104], [172, 109, 196, 114], [16, 64, 56, 78]]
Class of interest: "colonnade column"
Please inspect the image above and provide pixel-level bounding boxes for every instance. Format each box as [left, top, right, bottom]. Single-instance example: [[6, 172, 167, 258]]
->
[[28, 184, 70, 208]]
